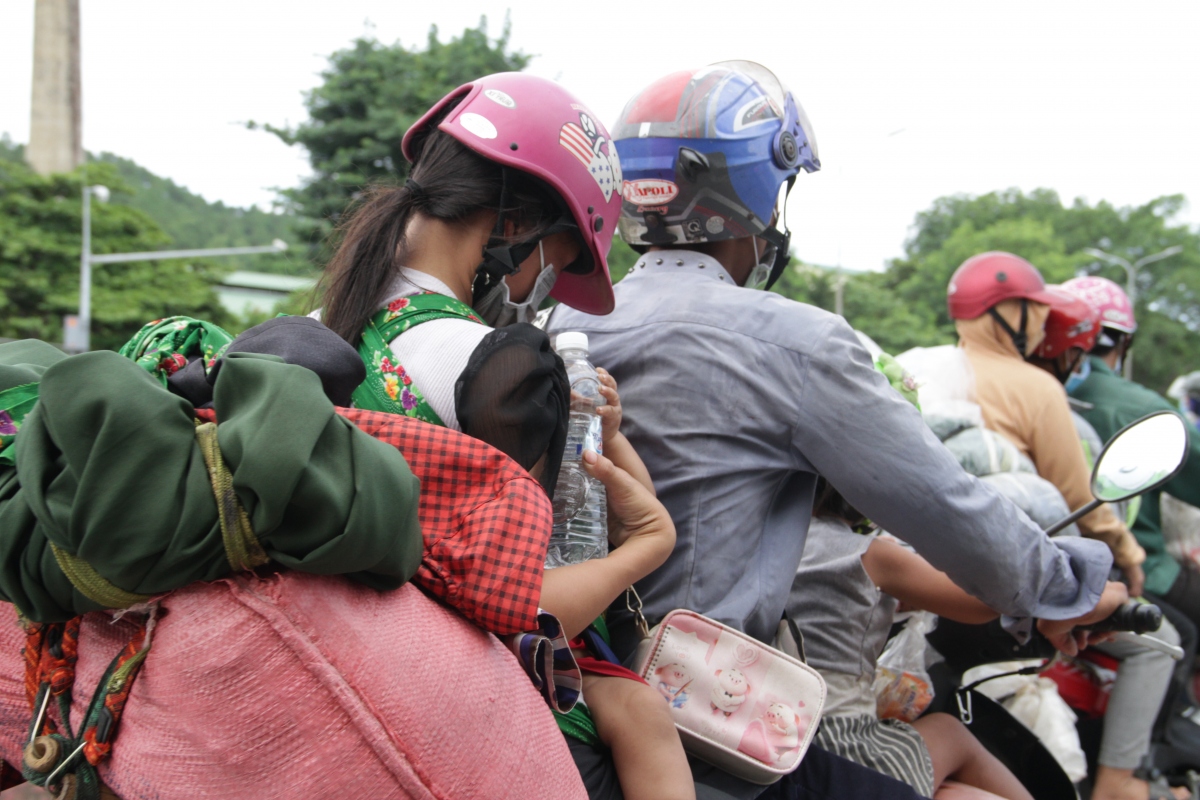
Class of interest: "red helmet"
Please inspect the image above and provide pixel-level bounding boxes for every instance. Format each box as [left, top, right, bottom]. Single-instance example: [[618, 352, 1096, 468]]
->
[[946, 252, 1058, 320], [1032, 287, 1100, 359], [402, 73, 621, 315]]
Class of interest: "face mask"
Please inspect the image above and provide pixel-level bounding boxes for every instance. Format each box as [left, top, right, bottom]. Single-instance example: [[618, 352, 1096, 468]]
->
[[744, 237, 773, 290], [473, 241, 559, 327], [1065, 357, 1091, 393]]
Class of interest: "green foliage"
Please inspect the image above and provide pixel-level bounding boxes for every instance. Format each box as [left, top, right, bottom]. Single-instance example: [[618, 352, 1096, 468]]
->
[[770, 262, 952, 354], [0, 157, 233, 350], [0, 134, 24, 163], [607, 239, 641, 285], [262, 18, 529, 256]]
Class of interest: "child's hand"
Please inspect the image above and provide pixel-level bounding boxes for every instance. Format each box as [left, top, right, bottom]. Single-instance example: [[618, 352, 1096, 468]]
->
[[596, 368, 623, 442], [582, 449, 674, 572]]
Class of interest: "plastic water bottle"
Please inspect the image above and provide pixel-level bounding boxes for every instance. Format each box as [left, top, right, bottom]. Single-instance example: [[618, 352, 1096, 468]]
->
[[546, 332, 608, 568]]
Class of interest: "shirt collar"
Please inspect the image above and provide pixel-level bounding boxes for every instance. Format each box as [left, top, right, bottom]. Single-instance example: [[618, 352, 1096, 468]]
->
[[382, 267, 461, 301], [626, 249, 737, 285]]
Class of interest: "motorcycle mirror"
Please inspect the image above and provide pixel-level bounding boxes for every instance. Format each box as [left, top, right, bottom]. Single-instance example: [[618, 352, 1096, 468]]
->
[[1091, 411, 1188, 503], [1045, 411, 1190, 536]]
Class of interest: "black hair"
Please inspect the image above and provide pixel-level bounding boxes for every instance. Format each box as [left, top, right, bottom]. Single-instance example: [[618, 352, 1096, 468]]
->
[[1091, 328, 1133, 358]]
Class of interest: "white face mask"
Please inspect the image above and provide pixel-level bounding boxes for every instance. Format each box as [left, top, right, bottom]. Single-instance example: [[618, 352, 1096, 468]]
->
[[744, 237, 772, 290], [474, 240, 559, 327]]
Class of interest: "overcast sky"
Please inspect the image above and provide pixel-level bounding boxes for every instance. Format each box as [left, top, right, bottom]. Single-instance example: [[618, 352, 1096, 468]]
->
[[1, 1, 1197, 272]]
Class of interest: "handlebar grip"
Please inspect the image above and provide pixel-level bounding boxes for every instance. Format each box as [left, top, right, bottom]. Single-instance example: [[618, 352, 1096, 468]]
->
[[1084, 600, 1163, 634]]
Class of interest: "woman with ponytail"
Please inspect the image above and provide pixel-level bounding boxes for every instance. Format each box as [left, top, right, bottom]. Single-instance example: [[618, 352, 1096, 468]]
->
[[315, 74, 692, 800], [318, 73, 637, 492]]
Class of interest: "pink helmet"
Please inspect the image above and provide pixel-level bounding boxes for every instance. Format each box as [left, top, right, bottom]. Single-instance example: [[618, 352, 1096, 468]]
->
[[1060, 276, 1137, 333], [402, 73, 621, 316]]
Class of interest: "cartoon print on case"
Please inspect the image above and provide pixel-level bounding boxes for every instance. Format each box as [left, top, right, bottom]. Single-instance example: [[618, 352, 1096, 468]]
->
[[736, 699, 811, 765], [710, 668, 751, 716], [559, 112, 623, 203], [654, 663, 693, 709]]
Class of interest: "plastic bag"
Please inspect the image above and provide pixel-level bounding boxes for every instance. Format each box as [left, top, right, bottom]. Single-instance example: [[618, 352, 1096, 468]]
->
[[962, 660, 1088, 783], [874, 611, 936, 723], [943, 427, 1036, 477], [1004, 677, 1088, 783], [896, 345, 976, 409], [982, 472, 1078, 536], [1161, 494, 1200, 572], [923, 406, 984, 442]]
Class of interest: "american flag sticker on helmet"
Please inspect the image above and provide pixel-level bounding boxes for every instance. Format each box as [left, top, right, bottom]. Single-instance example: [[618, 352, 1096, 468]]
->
[[559, 122, 595, 167], [559, 113, 621, 203]]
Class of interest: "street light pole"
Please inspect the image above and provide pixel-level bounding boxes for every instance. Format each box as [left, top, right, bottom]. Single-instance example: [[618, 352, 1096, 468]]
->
[[80, 183, 92, 353], [73, 184, 288, 353], [1082, 245, 1184, 378], [833, 274, 848, 317]]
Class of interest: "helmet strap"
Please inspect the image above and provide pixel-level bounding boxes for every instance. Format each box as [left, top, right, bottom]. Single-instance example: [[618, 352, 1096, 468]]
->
[[1050, 349, 1084, 384], [762, 176, 796, 292], [987, 299, 1029, 356], [472, 167, 577, 304]]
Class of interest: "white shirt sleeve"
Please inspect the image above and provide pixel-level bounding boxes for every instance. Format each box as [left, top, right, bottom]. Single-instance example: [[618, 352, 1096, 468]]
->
[[387, 319, 491, 431]]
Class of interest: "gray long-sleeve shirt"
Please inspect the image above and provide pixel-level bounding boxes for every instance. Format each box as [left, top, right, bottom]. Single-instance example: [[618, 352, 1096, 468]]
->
[[550, 250, 1112, 645]]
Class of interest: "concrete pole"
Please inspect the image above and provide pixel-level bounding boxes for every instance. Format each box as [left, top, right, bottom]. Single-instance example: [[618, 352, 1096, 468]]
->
[[28, 0, 82, 175], [834, 275, 848, 317]]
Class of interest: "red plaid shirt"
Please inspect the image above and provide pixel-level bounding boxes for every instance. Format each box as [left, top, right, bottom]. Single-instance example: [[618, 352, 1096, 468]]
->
[[336, 408, 550, 635]]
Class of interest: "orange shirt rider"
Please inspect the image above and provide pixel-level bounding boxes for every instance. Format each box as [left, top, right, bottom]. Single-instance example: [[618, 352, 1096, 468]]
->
[[957, 298, 1146, 591]]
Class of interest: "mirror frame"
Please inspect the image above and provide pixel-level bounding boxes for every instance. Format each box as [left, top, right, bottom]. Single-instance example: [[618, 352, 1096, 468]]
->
[[1090, 410, 1190, 503]]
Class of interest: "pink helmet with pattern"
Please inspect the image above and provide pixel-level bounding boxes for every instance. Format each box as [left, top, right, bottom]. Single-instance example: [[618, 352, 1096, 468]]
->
[[402, 73, 621, 316], [1061, 276, 1137, 334]]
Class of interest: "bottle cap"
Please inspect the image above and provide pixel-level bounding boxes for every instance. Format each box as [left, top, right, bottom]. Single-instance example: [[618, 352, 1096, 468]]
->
[[556, 331, 589, 354]]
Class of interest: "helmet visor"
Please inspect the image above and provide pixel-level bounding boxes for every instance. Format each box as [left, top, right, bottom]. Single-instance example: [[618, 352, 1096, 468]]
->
[[711, 60, 819, 163], [711, 60, 787, 109]]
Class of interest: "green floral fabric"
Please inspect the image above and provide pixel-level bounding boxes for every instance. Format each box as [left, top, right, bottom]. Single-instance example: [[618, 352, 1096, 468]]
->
[[0, 383, 39, 467], [118, 316, 234, 388], [0, 341, 67, 467], [353, 292, 485, 425]]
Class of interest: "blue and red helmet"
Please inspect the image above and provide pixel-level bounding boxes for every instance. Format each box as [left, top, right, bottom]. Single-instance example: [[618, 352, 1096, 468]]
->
[[612, 61, 819, 289]]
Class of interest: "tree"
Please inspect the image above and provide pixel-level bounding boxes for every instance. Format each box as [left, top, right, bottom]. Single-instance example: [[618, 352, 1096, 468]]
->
[[262, 18, 529, 253], [770, 261, 950, 354], [0, 156, 232, 350]]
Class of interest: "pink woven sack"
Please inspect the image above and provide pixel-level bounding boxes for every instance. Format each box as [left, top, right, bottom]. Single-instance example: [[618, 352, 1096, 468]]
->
[[0, 574, 585, 799]]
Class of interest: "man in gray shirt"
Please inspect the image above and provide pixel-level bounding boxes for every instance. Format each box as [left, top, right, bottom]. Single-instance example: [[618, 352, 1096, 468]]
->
[[550, 63, 1121, 800], [551, 64, 1118, 660]]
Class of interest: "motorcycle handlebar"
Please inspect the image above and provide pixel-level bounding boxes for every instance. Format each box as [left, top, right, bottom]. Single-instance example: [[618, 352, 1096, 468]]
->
[[1083, 600, 1162, 634]]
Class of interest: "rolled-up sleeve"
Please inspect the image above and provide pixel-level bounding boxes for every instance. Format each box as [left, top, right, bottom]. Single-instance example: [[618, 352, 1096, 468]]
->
[[790, 317, 1112, 621]]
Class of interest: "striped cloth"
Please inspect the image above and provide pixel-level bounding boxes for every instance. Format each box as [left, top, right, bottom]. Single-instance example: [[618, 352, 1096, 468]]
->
[[814, 713, 935, 798], [506, 611, 583, 714]]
